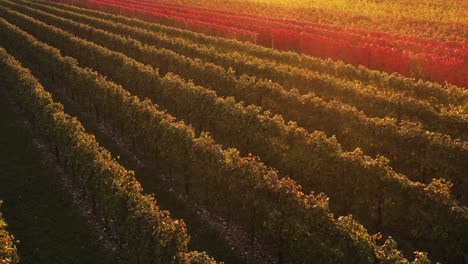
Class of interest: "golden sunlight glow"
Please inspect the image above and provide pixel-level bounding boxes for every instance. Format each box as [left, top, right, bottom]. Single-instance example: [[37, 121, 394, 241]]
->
[[173, 0, 468, 24]]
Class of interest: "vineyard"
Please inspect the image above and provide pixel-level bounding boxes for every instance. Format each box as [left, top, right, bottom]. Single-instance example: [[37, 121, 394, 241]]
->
[[0, 0, 466, 263]]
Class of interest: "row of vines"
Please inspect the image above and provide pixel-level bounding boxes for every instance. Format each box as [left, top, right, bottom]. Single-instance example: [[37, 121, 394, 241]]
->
[[0, 0, 466, 263], [0, 45, 215, 264], [48, 0, 468, 87]]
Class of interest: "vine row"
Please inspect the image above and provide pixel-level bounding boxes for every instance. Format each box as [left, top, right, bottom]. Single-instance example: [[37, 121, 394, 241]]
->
[[29, 0, 468, 141], [7, 0, 468, 192], [34, 0, 468, 107], [0, 47, 216, 264], [0, 200, 19, 264], [0, 6, 466, 263], [0, 18, 426, 264]]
